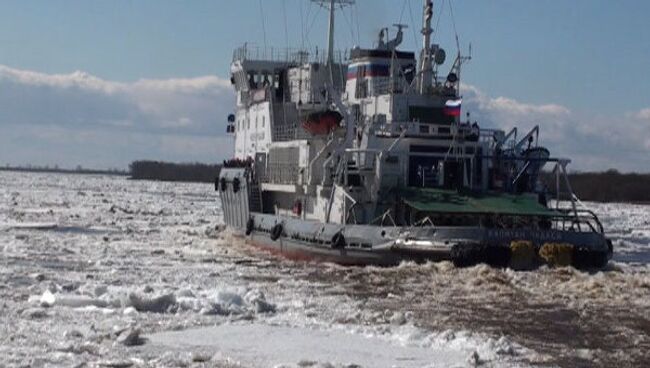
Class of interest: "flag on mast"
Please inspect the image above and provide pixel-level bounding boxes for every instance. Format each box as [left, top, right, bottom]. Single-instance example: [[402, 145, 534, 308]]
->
[[444, 98, 462, 116]]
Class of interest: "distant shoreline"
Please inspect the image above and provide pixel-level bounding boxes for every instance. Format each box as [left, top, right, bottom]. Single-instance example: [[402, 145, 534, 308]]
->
[[128, 160, 221, 184], [4, 163, 649, 205], [542, 170, 650, 204], [0, 167, 128, 176]]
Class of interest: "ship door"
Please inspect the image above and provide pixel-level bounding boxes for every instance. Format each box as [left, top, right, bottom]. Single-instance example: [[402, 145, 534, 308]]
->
[[408, 156, 439, 187], [255, 152, 267, 181], [442, 161, 462, 190]]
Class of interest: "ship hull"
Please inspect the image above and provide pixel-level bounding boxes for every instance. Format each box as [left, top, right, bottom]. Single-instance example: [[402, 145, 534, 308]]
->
[[218, 168, 612, 269], [248, 233, 405, 266], [244, 229, 453, 266], [228, 212, 612, 269]]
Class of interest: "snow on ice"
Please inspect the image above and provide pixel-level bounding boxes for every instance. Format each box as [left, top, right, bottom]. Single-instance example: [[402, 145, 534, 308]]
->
[[0, 171, 649, 367]]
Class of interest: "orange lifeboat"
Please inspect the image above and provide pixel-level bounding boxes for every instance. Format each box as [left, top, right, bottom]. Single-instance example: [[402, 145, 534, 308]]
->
[[302, 110, 343, 135]]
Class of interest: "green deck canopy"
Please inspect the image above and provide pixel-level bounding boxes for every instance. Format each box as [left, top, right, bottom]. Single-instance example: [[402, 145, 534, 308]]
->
[[400, 188, 561, 217]]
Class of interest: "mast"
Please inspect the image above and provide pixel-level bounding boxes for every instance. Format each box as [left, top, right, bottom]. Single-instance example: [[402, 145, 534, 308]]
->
[[327, 0, 336, 65], [312, 0, 355, 66], [418, 0, 434, 94]]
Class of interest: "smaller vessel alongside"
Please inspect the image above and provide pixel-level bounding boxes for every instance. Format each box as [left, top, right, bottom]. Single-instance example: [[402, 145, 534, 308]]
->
[[217, 0, 612, 269]]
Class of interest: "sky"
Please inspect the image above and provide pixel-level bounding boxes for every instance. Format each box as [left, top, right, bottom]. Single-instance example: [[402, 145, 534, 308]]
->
[[0, 0, 649, 171]]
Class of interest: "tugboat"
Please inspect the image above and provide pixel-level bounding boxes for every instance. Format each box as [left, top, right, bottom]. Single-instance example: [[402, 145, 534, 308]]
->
[[217, 0, 612, 269]]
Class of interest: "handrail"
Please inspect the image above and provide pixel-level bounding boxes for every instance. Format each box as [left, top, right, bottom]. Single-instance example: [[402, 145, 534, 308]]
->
[[233, 44, 348, 65], [555, 208, 604, 234]]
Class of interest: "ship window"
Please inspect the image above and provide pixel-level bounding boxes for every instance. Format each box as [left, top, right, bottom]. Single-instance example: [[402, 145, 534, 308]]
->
[[410, 145, 449, 154], [409, 106, 454, 125]]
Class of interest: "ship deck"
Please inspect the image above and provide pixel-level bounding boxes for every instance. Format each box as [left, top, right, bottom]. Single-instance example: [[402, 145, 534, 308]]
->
[[400, 188, 563, 217]]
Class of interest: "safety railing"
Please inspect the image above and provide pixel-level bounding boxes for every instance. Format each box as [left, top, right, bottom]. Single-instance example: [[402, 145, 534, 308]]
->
[[553, 207, 604, 234], [233, 44, 347, 65]]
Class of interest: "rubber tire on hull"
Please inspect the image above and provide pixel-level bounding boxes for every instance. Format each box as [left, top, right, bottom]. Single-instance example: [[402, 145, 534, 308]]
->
[[451, 243, 483, 267], [270, 224, 283, 241], [331, 232, 346, 249], [484, 245, 511, 268], [451, 243, 511, 268], [572, 246, 609, 269], [245, 218, 254, 236], [232, 177, 240, 193]]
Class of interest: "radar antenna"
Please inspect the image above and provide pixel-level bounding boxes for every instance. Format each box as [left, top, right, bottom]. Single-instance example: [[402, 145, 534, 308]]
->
[[378, 24, 407, 50]]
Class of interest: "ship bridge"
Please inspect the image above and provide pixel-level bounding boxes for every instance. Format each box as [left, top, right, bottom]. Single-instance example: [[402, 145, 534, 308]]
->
[[230, 45, 347, 94]]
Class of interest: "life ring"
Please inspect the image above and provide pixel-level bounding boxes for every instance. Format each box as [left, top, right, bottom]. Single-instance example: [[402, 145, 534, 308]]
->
[[270, 224, 283, 241], [331, 232, 346, 249], [245, 218, 254, 236]]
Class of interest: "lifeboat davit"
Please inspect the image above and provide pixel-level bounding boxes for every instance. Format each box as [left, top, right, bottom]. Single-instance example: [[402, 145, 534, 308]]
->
[[302, 110, 343, 135]]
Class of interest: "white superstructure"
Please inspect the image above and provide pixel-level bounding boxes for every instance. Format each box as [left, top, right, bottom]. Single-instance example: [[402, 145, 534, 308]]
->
[[217, 0, 612, 270]]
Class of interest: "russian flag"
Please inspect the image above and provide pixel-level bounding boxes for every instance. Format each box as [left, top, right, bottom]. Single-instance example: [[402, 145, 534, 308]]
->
[[444, 99, 462, 116]]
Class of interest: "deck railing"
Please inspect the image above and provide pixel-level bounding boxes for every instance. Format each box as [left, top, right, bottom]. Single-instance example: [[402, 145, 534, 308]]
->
[[233, 44, 347, 65]]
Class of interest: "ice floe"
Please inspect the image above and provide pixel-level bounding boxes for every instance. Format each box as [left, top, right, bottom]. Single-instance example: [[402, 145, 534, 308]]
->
[[1, 172, 648, 367]]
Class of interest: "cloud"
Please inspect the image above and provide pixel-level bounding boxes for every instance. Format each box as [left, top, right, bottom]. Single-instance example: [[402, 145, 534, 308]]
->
[[0, 64, 235, 168], [0, 64, 647, 172], [462, 84, 650, 172], [462, 84, 570, 118], [461, 84, 570, 137], [629, 107, 650, 121]]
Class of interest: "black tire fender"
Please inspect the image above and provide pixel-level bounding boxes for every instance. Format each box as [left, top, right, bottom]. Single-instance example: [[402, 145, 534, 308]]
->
[[245, 218, 254, 236], [331, 232, 346, 249], [451, 242, 482, 268], [572, 246, 609, 269], [270, 224, 283, 241]]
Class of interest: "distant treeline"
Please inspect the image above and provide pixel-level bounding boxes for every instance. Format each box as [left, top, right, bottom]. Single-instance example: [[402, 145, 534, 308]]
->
[[127, 161, 650, 203], [542, 170, 650, 204], [0, 165, 128, 176], [129, 160, 221, 183]]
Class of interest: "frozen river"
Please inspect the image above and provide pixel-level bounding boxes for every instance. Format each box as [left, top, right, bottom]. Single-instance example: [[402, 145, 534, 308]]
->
[[0, 172, 648, 367]]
